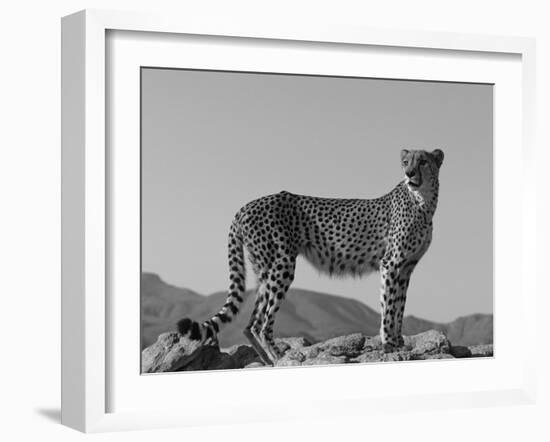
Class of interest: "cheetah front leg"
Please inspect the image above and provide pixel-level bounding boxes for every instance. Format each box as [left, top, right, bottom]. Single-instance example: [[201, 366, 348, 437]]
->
[[379, 263, 400, 352], [393, 263, 416, 347]]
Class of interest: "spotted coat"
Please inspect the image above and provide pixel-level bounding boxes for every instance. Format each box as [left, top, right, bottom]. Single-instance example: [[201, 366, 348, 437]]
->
[[178, 149, 444, 365]]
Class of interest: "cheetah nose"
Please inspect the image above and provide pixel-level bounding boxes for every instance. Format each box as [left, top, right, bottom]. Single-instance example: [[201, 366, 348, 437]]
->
[[406, 170, 416, 178]]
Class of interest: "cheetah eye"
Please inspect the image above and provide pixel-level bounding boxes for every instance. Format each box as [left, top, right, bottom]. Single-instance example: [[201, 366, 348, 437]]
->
[[419, 159, 427, 166], [402, 160, 408, 166]]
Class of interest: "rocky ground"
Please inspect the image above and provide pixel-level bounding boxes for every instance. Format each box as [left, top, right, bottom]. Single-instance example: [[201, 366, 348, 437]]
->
[[142, 329, 493, 373]]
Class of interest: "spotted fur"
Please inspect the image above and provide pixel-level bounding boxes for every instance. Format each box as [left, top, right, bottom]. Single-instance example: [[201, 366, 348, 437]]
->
[[177, 149, 444, 365]]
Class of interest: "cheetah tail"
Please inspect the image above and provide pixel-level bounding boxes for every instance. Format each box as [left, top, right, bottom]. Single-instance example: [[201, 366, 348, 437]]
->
[[176, 220, 246, 346]]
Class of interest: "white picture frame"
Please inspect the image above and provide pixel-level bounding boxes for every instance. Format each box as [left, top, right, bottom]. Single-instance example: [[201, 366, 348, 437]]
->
[[61, 9, 537, 433]]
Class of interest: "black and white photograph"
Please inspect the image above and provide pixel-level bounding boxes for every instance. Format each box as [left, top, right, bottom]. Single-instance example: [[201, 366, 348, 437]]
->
[[4, 0, 548, 439], [140, 68, 493, 373]]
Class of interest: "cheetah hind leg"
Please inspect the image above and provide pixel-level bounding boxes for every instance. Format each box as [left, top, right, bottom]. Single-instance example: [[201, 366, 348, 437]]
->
[[244, 327, 274, 367], [256, 325, 281, 365], [243, 286, 274, 366], [256, 297, 286, 365], [244, 317, 281, 367]]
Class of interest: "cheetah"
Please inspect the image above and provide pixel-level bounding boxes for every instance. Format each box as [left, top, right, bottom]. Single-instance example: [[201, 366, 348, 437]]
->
[[177, 149, 444, 366]]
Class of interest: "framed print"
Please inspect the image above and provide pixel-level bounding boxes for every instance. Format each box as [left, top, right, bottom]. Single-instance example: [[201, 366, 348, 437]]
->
[[61, 9, 537, 433]]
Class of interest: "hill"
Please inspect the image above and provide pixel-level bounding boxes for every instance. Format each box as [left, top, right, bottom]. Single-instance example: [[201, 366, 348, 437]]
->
[[141, 272, 492, 349]]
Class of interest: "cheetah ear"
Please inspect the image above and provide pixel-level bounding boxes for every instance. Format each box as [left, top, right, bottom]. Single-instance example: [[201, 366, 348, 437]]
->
[[432, 149, 444, 168], [400, 149, 410, 161]]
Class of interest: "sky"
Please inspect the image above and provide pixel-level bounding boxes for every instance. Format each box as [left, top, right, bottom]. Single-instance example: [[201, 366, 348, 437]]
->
[[141, 68, 493, 323]]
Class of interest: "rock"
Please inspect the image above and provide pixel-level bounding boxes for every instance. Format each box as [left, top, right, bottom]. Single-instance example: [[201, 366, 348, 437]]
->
[[141, 332, 261, 373], [324, 333, 366, 357], [286, 349, 307, 362], [302, 354, 347, 366], [244, 362, 266, 369], [275, 336, 312, 350], [450, 345, 472, 358], [468, 344, 493, 357], [180, 346, 239, 371], [353, 350, 411, 363], [141, 329, 487, 373], [406, 329, 451, 357], [141, 332, 203, 373], [224, 344, 260, 366], [141, 333, 204, 373], [418, 353, 455, 360]]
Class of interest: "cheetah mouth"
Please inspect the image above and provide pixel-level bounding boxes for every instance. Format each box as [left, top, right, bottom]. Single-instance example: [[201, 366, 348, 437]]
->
[[408, 179, 422, 188]]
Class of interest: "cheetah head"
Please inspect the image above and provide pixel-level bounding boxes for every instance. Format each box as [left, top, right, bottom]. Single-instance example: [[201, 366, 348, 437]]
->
[[400, 149, 444, 190]]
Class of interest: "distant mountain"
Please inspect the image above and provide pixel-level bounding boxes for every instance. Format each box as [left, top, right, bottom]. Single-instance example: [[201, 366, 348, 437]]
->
[[141, 272, 493, 349], [402, 314, 493, 347]]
